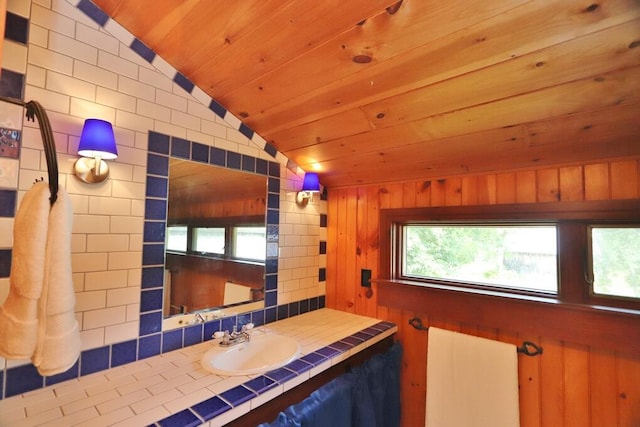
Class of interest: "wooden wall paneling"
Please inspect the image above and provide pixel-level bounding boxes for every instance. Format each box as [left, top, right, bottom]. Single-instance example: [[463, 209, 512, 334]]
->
[[617, 354, 640, 425], [611, 160, 639, 199], [559, 166, 584, 201], [363, 185, 381, 318], [344, 187, 359, 311], [326, 188, 339, 309], [388, 183, 405, 209], [335, 188, 350, 311], [458, 322, 480, 337], [516, 170, 537, 204], [402, 182, 417, 208], [430, 180, 446, 207], [562, 343, 591, 427], [496, 172, 517, 204], [444, 178, 462, 206], [354, 186, 367, 315], [327, 188, 344, 310], [461, 176, 478, 205], [517, 334, 543, 427], [332, 187, 348, 311], [539, 338, 565, 425], [476, 324, 499, 341], [326, 160, 640, 427], [476, 174, 496, 205], [378, 185, 391, 209], [589, 348, 620, 426], [354, 186, 378, 317], [584, 163, 610, 200], [401, 309, 428, 427], [416, 180, 431, 207], [537, 168, 560, 202]]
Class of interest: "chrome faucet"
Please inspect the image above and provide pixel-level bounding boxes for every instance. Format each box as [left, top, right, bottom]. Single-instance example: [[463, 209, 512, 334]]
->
[[218, 323, 253, 347], [195, 312, 206, 323]]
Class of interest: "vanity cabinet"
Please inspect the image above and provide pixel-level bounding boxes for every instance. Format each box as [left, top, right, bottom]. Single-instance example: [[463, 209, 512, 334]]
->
[[227, 336, 395, 426]]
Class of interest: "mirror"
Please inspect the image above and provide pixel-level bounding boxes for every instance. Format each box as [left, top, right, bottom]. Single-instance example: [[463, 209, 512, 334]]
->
[[164, 158, 267, 322]]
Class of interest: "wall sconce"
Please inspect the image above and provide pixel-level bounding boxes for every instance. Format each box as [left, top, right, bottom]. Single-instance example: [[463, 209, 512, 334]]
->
[[296, 172, 321, 207], [74, 119, 118, 183]]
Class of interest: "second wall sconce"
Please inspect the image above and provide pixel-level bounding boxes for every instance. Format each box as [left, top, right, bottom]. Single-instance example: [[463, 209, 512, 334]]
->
[[296, 172, 321, 207], [74, 118, 118, 183]]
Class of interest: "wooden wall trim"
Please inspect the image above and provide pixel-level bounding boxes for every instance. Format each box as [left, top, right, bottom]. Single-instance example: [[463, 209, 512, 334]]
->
[[378, 280, 640, 357]]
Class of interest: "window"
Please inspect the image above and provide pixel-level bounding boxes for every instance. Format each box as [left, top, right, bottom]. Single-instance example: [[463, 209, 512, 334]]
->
[[166, 221, 266, 263], [403, 224, 557, 293], [166, 225, 187, 252], [381, 200, 640, 310], [233, 226, 266, 261], [590, 226, 640, 299], [193, 227, 225, 254]]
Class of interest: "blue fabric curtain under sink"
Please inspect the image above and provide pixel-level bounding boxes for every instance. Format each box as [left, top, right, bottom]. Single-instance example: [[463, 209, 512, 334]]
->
[[259, 341, 402, 427]]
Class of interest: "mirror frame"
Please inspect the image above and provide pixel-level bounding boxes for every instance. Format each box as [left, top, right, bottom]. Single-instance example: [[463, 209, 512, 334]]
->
[[139, 131, 280, 337]]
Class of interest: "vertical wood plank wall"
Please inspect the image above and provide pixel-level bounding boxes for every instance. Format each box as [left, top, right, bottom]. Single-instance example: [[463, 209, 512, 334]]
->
[[326, 160, 640, 427]]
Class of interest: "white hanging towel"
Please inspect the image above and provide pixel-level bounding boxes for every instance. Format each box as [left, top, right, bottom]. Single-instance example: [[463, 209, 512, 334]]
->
[[0, 182, 50, 359], [426, 327, 520, 427], [32, 186, 81, 376], [224, 281, 252, 305]]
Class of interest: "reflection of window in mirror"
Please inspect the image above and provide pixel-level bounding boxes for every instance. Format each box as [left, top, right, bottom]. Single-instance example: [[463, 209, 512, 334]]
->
[[193, 227, 225, 254], [166, 225, 187, 252], [234, 226, 266, 261]]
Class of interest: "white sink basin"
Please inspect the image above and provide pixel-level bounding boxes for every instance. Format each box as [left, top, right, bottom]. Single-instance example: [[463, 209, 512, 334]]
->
[[201, 333, 300, 376]]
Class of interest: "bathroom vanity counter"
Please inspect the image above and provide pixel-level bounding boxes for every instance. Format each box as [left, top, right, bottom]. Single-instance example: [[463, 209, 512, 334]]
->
[[0, 309, 396, 426]]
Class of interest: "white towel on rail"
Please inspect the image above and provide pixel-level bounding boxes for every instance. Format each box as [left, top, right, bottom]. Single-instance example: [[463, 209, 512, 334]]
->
[[0, 182, 50, 359], [224, 281, 252, 305], [32, 186, 80, 376], [426, 327, 520, 427]]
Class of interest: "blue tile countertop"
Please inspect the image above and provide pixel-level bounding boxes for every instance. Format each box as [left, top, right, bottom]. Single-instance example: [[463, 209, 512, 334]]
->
[[0, 309, 397, 426]]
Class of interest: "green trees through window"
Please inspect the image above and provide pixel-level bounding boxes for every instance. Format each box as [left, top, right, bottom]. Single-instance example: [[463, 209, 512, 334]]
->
[[403, 225, 558, 292], [591, 227, 640, 298]]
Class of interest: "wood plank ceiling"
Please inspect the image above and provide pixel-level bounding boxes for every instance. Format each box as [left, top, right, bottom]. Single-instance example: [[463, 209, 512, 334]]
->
[[93, 0, 640, 188]]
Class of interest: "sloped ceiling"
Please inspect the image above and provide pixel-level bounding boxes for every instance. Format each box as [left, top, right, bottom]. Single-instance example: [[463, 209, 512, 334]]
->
[[93, 0, 640, 188]]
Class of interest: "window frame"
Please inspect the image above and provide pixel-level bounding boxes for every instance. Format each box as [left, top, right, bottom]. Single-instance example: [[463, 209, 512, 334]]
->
[[397, 221, 560, 297], [166, 216, 266, 264], [380, 199, 640, 311], [587, 223, 640, 305]]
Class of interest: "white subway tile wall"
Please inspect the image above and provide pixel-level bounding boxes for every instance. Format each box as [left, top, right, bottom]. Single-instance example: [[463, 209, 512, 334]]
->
[[0, 0, 328, 403]]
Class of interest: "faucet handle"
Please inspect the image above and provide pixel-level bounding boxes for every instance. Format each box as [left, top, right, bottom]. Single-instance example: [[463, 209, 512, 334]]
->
[[212, 331, 225, 339], [242, 323, 254, 332]]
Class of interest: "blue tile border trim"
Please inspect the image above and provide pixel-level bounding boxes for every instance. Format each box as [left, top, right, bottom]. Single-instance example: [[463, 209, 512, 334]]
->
[[69, 0, 312, 179], [77, 0, 109, 26], [152, 320, 396, 427], [142, 130, 282, 336], [0, 2, 329, 402]]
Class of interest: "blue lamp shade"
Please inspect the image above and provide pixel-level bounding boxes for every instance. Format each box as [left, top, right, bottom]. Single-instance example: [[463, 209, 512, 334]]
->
[[301, 172, 320, 192], [78, 119, 118, 159]]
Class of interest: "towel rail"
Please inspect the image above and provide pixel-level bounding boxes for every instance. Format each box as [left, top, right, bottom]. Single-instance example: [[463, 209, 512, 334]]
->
[[0, 96, 59, 204], [408, 316, 543, 357]]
